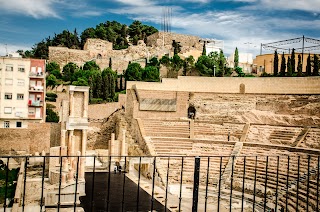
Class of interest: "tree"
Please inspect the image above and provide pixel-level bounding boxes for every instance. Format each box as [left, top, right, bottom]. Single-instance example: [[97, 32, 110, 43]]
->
[[172, 40, 181, 55], [83, 61, 100, 71], [273, 50, 279, 76], [46, 74, 57, 88], [124, 63, 142, 81], [291, 48, 295, 74], [102, 68, 117, 101], [297, 54, 302, 76], [142, 66, 160, 82], [313, 54, 319, 76], [287, 56, 292, 76], [234, 47, 239, 68], [62, 62, 78, 82], [183, 56, 195, 76], [280, 53, 286, 76], [46, 109, 59, 123], [195, 55, 215, 76], [218, 50, 226, 76], [306, 53, 312, 76], [109, 57, 112, 69], [46, 62, 60, 74], [202, 42, 206, 56]]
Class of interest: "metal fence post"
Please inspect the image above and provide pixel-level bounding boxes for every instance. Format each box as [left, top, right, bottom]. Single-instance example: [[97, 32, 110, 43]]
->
[[192, 156, 200, 212]]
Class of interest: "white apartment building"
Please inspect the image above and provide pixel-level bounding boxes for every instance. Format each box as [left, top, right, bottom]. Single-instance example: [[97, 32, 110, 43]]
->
[[0, 56, 46, 128]]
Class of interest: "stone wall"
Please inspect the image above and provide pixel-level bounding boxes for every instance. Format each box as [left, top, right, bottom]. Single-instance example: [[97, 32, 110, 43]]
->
[[0, 123, 55, 154], [127, 76, 320, 94], [49, 32, 205, 73], [126, 77, 320, 125]]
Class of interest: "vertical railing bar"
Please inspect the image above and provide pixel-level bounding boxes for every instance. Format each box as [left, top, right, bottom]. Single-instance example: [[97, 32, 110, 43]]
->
[[204, 157, 210, 212], [285, 156, 290, 212], [192, 156, 200, 212], [306, 155, 310, 212], [165, 157, 170, 212], [4, 158, 11, 211], [73, 156, 80, 212], [22, 156, 28, 212], [217, 157, 222, 212], [253, 156, 257, 212], [275, 156, 279, 212], [150, 157, 156, 212], [229, 156, 235, 212], [91, 155, 96, 212], [241, 156, 246, 212], [316, 156, 319, 212], [178, 157, 184, 212], [136, 156, 142, 212], [263, 156, 268, 212], [3, 158, 9, 212], [40, 156, 46, 212], [122, 156, 127, 212], [296, 156, 300, 211], [57, 156, 63, 212], [106, 156, 111, 212]]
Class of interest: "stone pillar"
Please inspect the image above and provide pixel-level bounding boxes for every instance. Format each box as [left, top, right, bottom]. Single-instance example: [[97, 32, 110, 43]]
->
[[83, 91, 89, 118], [61, 173, 67, 186], [61, 130, 67, 147], [67, 168, 74, 183], [189, 119, 195, 139], [121, 129, 127, 158], [109, 133, 115, 157], [81, 130, 87, 156], [69, 91, 74, 117], [68, 130, 74, 162]]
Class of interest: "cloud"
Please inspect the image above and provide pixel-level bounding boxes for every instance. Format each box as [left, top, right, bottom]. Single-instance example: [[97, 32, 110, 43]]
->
[[0, 0, 60, 18], [0, 43, 32, 57]]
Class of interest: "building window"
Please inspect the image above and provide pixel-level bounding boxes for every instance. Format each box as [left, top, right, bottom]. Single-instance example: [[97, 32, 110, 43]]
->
[[6, 65, 13, 72], [17, 94, 24, 100], [17, 79, 24, 86], [5, 93, 12, 99], [16, 122, 22, 128], [5, 79, 13, 85], [4, 107, 12, 114], [4, 121, 10, 128], [18, 66, 25, 72]]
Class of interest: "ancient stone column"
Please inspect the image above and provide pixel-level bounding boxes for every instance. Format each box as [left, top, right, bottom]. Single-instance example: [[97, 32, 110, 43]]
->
[[61, 173, 67, 185], [83, 91, 89, 118], [81, 130, 87, 156], [69, 90, 74, 117], [109, 133, 115, 157], [68, 130, 74, 163], [79, 158, 85, 181], [61, 130, 67, 147], [121, 129, 127, 158]]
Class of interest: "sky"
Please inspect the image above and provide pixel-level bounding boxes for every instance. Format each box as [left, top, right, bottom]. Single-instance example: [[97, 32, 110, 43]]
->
[[0, 0, 319, 58]]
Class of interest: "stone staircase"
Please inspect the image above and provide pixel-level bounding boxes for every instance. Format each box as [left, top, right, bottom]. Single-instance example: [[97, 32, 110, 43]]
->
[[220, 142, 244, 186]]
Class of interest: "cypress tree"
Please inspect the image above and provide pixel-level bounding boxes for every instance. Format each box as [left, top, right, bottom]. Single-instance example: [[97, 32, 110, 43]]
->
[[297, 54, 302, 76], [234, 47, 239, 68], [280, 53, 286, 76], [109, 57, 112, 69], [306, 53, 312, 76], [287, 56, 292, 76], [273, 50, 279, 76], [202, 41, 206, 56], [291, 48, 295, 74], [313, 54, 319, 76]]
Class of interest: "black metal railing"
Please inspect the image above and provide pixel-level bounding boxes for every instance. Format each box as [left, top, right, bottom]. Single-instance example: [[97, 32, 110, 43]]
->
[[0, 155, 319, 211]]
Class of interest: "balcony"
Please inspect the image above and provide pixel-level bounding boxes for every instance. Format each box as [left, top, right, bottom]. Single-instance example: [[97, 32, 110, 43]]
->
[[29, 86, 44, 92], [28, 100, 43, 107], [29, 72, 44, 78]]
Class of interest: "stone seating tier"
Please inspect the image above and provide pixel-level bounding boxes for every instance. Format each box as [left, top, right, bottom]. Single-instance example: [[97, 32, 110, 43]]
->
[[300, 128, 320, 149], [246, 125, 303, 146], [142, 119, 190, 138], [194, 123, 244, 141]]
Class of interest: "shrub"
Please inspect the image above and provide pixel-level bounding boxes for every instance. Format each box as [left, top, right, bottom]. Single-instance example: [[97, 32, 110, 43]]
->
[[45, 97, 56, 102], [46, 92, 58, 98], [89, 98, 104, 104], [46, 108, 59, 123]]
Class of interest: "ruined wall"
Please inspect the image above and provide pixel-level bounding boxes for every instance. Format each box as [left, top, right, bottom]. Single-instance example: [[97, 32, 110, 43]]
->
[[88, 102, 120, 120], [49, 32, 205, 73], [0, 123, 54, 154]]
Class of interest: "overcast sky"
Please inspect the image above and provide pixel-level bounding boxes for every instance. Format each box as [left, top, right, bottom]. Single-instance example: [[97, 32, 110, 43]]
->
[[0, 0, 319, 57]]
